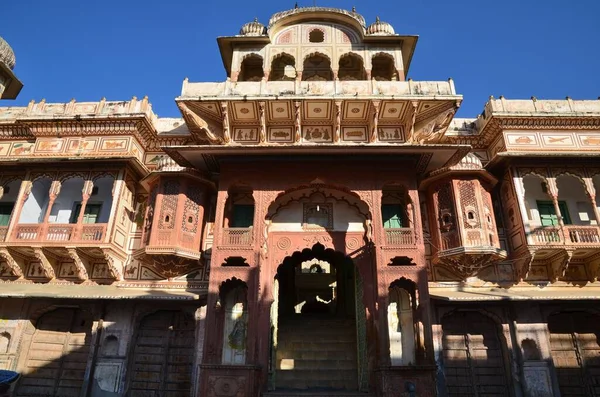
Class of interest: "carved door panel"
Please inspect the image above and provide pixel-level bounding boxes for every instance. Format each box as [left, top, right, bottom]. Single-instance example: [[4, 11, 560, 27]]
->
[[441, 311, 509, 397], [549, 312, 600, 397], [128, 311, 195, 397], [16, 308, 92, 397]]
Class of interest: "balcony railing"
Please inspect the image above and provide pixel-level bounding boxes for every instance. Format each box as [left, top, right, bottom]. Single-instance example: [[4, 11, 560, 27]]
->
[[528, 225, 600, 245], [385, 228, 415, 246], [12, 223, 107, 243], [222, 228, 253, 246]]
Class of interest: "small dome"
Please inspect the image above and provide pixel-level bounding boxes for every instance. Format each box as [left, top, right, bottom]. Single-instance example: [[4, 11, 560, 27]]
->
[[451, 153, 483, 171], [0, 37, 16, 70], [366, 17, 395, 35], [240, 18, 266, 36]]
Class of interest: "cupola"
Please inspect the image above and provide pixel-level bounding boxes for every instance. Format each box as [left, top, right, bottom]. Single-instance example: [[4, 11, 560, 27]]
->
[[366, 17, 395, 35], [0, 37, 16, 70], [0, 36, 22, 99], [240, 18, 266, 36]]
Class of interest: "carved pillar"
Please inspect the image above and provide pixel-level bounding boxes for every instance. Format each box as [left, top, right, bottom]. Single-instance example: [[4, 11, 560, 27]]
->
[[370, 101, 380, 143], [75, 180, 94, 240], [583, 177, 600, 225], [7, 178, 31, 240], [40, 180, 61, 240]]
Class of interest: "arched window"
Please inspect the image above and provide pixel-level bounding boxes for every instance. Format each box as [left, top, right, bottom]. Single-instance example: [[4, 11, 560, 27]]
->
[[372, 53, 398, 81], [239, 54, 264, 82], [302, 53, 333, 81], [388, 287, 415, 365], [220, 279, 248, 364], [269, 53, 296, 81], [20, 177, 52, 223], [338, 53, 366, 81]]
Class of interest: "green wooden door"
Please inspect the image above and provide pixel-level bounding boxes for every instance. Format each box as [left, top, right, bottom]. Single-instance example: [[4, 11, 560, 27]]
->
[[70, 203, 102, 224], [537, 201, 571, 226], [382, 204, 403, 228], [231, 205, 254, 228], [0, 203, 14, 226]]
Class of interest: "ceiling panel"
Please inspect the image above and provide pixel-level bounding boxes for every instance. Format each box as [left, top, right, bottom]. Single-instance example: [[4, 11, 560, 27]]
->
[[303, 101, 332, 121], [232, 102, 258, 122]]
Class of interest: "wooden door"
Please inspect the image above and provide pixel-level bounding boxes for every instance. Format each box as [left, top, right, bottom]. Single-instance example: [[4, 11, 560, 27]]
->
[[128, 311, 195, 397], [441, 311, 510, 397], [16, 308, 92, 397], [549, 312, 600, 397]]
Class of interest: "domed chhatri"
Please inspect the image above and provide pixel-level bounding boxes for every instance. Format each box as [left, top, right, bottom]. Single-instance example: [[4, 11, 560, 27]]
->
[[0, 36, 16, 70], [240, 18, 266, 36], [366, 16, 396, 35]]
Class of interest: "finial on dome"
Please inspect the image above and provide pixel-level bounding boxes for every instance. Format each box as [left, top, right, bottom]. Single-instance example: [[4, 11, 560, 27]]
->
[[376, 16, 380, 22], [352, 6, 356, 12], [295, 2, 298, 8]]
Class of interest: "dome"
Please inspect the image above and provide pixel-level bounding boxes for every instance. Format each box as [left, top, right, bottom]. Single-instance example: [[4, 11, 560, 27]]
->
[[366, 17, 395, 35], [450, 153, 483, 171], [268, 6, 367, 30], [240, 18, 266, 36], [0, 37, 16, 70]]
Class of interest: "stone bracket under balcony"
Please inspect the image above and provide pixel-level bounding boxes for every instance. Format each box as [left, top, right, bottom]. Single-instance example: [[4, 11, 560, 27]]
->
[[518, 247, 600, 284], [0, 245, 123, 283], [434, 246, 507, 279]]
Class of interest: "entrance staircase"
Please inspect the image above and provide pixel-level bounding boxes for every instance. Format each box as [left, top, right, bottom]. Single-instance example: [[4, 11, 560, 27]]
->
[[273, 314, 359, 393]]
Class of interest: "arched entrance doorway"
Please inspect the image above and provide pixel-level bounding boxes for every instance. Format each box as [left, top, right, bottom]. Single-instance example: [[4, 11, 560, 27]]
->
[[272, 243, 364, 392]]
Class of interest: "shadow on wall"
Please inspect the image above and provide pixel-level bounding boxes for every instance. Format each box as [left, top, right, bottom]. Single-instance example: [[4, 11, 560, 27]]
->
[[0, 284, 208, 397]]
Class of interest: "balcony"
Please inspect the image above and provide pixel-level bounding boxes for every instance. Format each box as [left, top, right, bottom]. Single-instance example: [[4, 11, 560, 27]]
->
[[384, 228, 415, 246], [528, 225, 600, 246], [222, 228, 253, 246], [12, 224, 107, 243]]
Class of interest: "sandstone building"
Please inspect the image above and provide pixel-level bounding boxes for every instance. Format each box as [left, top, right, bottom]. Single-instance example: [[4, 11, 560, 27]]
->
[[0, 6, 599, 397]]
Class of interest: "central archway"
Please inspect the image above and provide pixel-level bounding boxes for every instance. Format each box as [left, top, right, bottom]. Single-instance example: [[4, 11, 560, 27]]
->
[[271, 243, 364, 392]]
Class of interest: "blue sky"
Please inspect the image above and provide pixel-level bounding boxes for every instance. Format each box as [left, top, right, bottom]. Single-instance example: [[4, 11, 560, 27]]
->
[[3, 0, 599, 118]]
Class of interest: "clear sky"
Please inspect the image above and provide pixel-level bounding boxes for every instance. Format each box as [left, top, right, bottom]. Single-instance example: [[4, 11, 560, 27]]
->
[[3, 0, 599, 118]]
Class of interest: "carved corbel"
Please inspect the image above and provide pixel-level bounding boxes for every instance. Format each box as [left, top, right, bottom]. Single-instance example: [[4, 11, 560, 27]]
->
[[33, 248, 56, 280], [179, 102, 224, 144], [294, 101, 301, 143], [411, 108, 456, 144], [220, 101, 231, 144], [334, 101, 342, 143], [0, 248, 23, 278], [585, 251, 600, 282], [404, 101, 419, 143], [549, 249, 573, 282], [369, 101, 380, 143], [103, 251, 123, 281], [516, 251, 535, 282], [67, 248, 89, 281], [259, 101, 266, 144]]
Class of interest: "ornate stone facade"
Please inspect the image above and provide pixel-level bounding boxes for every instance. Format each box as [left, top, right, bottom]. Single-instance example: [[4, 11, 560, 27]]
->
[[0, 5, 598, 397]]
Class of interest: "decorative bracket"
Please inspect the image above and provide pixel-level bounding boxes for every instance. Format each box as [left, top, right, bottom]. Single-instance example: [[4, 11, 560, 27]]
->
[[102, 250, 124, 281], [67, 248, 89, 281], [0, 248, 23, 278], [33, 248, 56, 280], [549, 249, 573, 282]]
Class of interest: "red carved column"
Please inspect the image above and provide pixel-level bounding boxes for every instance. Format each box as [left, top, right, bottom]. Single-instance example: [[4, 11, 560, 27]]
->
[[7, 178, 31, 241], [40, 180, 61, 240], [74, 180, 93, 240]]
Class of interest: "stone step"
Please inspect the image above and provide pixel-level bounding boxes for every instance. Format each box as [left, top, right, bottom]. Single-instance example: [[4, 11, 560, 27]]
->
[[275, 369, 358, 390], [277, 349, 356, 361], [264, 392, 372, 397], [277, 369, 357, 380], [277, 335, 356, 345], [277, 358, 357, 370]]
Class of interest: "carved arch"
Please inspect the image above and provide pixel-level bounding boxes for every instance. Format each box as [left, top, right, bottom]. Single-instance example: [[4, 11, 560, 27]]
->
[[266, 183, 372, 220]]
